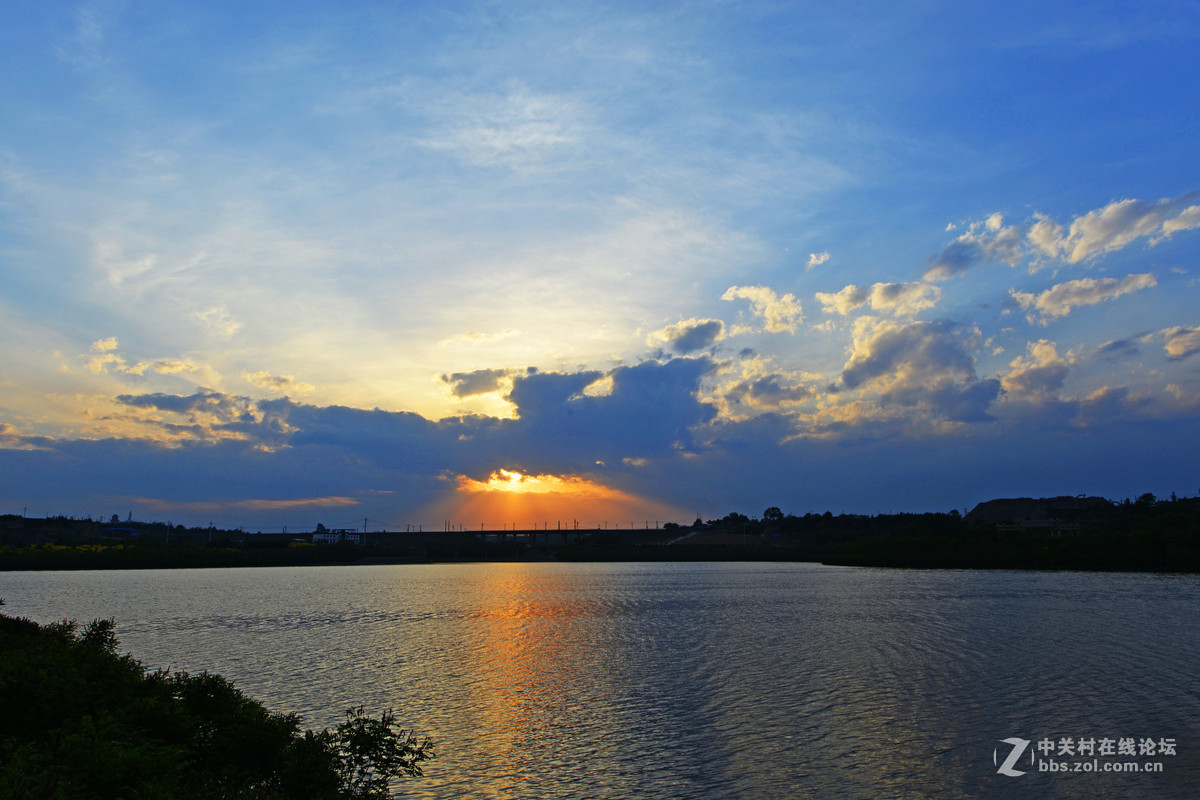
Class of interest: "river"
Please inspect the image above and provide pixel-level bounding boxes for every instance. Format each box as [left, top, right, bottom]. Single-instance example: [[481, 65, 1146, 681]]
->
[[2, 562, 1196, 798]]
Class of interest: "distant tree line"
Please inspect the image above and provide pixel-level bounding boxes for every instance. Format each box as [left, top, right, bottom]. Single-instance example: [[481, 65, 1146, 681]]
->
[[4, 493, 1200, 571]]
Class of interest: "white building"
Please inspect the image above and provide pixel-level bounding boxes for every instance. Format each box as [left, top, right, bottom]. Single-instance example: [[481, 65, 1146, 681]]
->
[[312, 529, 363, 545]]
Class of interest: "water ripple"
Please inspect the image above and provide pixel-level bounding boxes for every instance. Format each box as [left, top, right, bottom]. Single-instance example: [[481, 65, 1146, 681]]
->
[[3, 563, 1198, 798]]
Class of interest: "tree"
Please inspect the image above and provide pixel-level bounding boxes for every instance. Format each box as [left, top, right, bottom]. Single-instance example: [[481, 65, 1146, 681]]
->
[[0, 601, 433, 799], [763, 507, 784, 522]]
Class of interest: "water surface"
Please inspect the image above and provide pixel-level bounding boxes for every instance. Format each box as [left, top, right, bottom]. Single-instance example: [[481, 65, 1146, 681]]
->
[[3, 562, 1196, 798]]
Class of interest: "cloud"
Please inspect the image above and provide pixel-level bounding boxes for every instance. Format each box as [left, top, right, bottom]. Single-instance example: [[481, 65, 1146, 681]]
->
[[839, 319, 976, 390], [924, 192, 1200, 281], [836, 318, 999, 422], [647, 318, 725, 354], [124, 359, 197, 377], [815, 285, 870, 316], [192, 307, 242, 340], [1075, 386, 1150, 428], [1157, 205, 1200, 241], [1097, 337, 1143, 358], [139, 495, 361, 513], [1010, 273, 1156, 324], [441, 368, 518, 399], [1001, 340, 1072, 401], [86, 338, 200, 377], [504, 358, 718, 460], [0, 424, 54, 452], [723, 374, 812, 413], [1162, 326, 1200, 359], [721, 286, 803, 333], [806, 251, 830, 270], [415, 81, 588, 170], [924, 215, 1024, 280], [1030, 196, 1200, 262], [116, 390, 260, 426], [243, 370, 315, 395], [815, 282, 941, 317], [439, 329, 519, 346]]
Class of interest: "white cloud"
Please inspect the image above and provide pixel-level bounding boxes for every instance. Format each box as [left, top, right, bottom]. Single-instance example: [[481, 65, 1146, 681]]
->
[[1028, 194, 1200, 263], [1162, 326, 1200, 359], [84, 338, 207, 383], [1001, 340, 1072, 400], [834, 318, 998, 423], [840, 318, 977, 390], [720, 286, 803, 333], [1157, 205, 1200, 241], [815, 285, 869, 316], [1011, 273, 1157, 324], [806, 251, 831, 270], [815, 282, 941, 317], [926, 192, 1200, 280]]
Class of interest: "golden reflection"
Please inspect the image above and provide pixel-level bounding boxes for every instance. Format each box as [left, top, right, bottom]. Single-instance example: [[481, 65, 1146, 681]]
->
[[457, 566, 600, 776]]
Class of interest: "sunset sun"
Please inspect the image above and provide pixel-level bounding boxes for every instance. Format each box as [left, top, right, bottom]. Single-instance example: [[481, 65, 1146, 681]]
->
[[422, 469, 685, 531]]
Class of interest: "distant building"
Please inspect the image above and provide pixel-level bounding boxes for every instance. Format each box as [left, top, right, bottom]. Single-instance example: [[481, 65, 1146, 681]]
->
[[311, 529, 363, 545], [966, 495, 1112, 534]]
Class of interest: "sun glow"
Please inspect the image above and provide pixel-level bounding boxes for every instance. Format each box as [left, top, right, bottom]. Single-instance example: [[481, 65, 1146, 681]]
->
[[456, 469, 624, 498], [420, 468, 687, 530]]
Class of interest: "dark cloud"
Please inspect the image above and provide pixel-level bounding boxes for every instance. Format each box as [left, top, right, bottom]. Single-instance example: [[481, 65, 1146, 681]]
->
[[1003, 362, 1070, 398], [116, 390, 258, 424], [1075, 386, 1150, 427], [5, 351, 1199, 531], [929, 379, 1002, 422], [648, 319, 726, 355], [1098, 338, 1141, 358], [924, 238, 983, 280], [669, 320, 725, 354], [500, 358, 718, 466], [441, 368, 514, 398], [726, 375, 812, 411]]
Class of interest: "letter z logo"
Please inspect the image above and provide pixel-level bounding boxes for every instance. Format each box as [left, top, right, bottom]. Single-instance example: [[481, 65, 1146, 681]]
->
[[994, 737, 1031, 777]]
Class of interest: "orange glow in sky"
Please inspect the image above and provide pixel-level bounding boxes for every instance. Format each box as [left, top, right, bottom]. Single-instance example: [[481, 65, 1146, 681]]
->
[[424, 469, 687, 530], [456, 469, 625, 497]]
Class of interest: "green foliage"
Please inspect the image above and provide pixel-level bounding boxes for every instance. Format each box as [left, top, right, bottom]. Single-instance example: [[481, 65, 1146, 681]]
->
[[0, 607, 433, 800], [333, 708, 434, 799]]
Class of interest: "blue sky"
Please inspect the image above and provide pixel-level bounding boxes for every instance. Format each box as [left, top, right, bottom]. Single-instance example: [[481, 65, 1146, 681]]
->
[[2, 1, 1199, 530]]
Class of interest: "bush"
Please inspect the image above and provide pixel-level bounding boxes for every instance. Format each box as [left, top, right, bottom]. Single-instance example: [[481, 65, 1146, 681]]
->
[[0, 600, 433, 799]]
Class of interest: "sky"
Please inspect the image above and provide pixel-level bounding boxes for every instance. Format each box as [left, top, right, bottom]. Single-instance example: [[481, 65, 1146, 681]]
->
[[2, 1, 1200, 532]]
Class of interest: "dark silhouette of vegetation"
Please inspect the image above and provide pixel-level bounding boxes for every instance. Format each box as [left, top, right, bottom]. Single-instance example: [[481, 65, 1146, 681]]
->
[[0, 600, 433, 799], [559, 496, 1200, 571], [4, 492, 1200, 571]]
